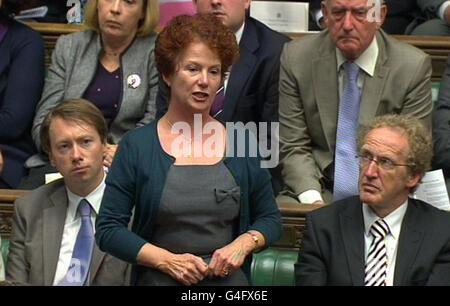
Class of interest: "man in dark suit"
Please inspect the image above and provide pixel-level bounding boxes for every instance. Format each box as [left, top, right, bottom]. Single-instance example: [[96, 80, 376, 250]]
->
[[6, 99, 129, 286], [433, 55, 450, 196], [310, 0, 450, 35], [296, 114, 450, 286]]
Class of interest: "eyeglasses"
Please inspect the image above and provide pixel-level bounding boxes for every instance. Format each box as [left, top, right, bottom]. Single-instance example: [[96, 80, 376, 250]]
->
[[356, 154, 413, 171]]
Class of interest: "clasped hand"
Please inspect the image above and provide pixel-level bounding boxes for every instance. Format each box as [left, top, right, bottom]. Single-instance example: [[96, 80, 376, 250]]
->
[[160, 237, 253, 286]]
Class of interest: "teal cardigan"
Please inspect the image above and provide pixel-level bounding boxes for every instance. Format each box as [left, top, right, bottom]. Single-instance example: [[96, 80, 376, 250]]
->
[[96, 120, 282, 283]]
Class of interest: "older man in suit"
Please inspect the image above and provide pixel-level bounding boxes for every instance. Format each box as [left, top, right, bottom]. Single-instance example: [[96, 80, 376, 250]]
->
[[310, 0, 450, 35], [6, 99, 129, 286], [296, 114, 450, 286], [278, 0, 432, 205]]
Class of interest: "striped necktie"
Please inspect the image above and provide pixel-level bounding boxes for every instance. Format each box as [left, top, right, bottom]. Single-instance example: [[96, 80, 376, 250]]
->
[[333, 61, 361, 201], [365, 219, 390, 286], [58, 199, 94, 286]]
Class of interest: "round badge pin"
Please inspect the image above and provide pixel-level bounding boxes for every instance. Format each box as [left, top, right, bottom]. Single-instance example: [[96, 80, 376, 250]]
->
[[127, 74, 141, 89]]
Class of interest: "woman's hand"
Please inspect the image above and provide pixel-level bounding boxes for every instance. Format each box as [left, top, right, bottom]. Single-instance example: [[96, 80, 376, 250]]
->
[[208, 231, 264, 278], [157, 253, 210, 286], [103, 144, 118, 167], [137, 243, 209, 286]]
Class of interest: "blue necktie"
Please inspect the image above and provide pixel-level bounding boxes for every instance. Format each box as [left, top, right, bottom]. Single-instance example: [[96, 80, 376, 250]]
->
[[58, 199, 94, 286], [333, 62, 361, 201]]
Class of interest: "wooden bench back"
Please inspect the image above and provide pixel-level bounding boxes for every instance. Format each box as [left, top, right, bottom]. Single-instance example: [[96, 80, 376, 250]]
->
[[0, 188, 319, 251], [25, 23, 450, 82]]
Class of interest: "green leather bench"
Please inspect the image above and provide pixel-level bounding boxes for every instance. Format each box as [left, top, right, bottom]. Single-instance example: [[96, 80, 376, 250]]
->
[[251, 248, 297, 286], [1, 239, 297, 286]]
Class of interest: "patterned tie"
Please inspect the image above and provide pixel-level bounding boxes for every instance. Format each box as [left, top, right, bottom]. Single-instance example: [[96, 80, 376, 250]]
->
[[58, 199, 94, 286], [210, 85, 225, 117], [365, 219, 390, 286], [333, 62, 361, 201]]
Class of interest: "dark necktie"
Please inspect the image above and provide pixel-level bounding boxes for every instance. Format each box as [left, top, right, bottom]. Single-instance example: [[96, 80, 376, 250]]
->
[[333, 62, 361, 201], [58, 199, 94, 286], [210, 85, 225, 117]]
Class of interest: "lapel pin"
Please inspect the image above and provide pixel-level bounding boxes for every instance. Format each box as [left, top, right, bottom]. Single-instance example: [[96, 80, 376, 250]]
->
[[127, 74, 141, 89]]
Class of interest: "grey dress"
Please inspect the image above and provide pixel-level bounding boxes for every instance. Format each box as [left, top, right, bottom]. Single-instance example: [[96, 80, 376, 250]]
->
[[135, 162, 249, 286]]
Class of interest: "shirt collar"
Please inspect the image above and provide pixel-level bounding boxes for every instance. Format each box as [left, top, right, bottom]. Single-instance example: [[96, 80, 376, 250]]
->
[[66, 173, 106, 221], [235, 21, 245, 45], [336, 36, 378, 77], [363, 199, 408, 240]]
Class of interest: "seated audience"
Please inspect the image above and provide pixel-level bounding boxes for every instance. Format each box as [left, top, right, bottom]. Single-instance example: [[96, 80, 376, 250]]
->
[[310, 0, 450, 36], [21, 0, 160, 189], [0, 0, 45, 188], [6, 99, 129, 286], [434, 55, 450, 195], [296, 114, 450, 286], [278, 0, 432, 204], [95, 14, 282, 286]]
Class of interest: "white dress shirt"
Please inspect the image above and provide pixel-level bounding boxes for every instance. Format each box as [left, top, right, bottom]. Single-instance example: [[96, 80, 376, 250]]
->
[[363, 200, 408, 286], [298, 38, 379, 204], [52, 175, 105, 285]]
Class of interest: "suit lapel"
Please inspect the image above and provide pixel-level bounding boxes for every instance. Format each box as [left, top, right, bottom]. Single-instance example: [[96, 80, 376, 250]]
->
[[393, 200, 425, 285], [339, 198, 365, 285], [313, 35, 339, 151], [88, 245, 106, 285], [221, 19, 258, 122], [42, 183, 68, 286], [359, 31, 390, 126]]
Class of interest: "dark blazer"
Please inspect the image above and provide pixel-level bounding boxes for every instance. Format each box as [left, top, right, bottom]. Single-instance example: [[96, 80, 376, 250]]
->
[[156, 17, 290, 126], [0, 21, 44, 188], [434, 55, 450, 194], [6, 179, 130, 286], [295, 196, 450, 286]]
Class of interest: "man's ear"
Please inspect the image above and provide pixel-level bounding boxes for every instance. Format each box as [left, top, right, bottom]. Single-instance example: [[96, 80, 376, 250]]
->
[[244, 0, 251, 11], [321, 1, 329, 28], [406, 172, 423, 191], [49, 153, 55, 168], [376, 4, 387, 29]]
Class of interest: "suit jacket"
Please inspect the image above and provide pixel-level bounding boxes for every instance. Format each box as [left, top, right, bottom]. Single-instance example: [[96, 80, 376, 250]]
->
[[296, 196, 450, 286], [156, 17, 290, 127], [279, 29, 432, 199], [6, 179, 130, 286], [434, 55, 450, 194], [0, 21, 44, 188]]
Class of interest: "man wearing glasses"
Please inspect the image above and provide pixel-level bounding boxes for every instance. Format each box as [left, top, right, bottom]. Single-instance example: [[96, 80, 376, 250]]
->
[[295, 114, 450, 286]]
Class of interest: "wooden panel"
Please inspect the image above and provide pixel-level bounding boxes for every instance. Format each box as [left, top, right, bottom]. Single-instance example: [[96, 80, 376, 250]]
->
[[0, 189, 322, 251], [0, 190, 28, 239]]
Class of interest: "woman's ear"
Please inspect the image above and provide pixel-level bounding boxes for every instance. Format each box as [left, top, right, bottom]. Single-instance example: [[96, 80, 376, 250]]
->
[[162, 74, 171, 87]]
